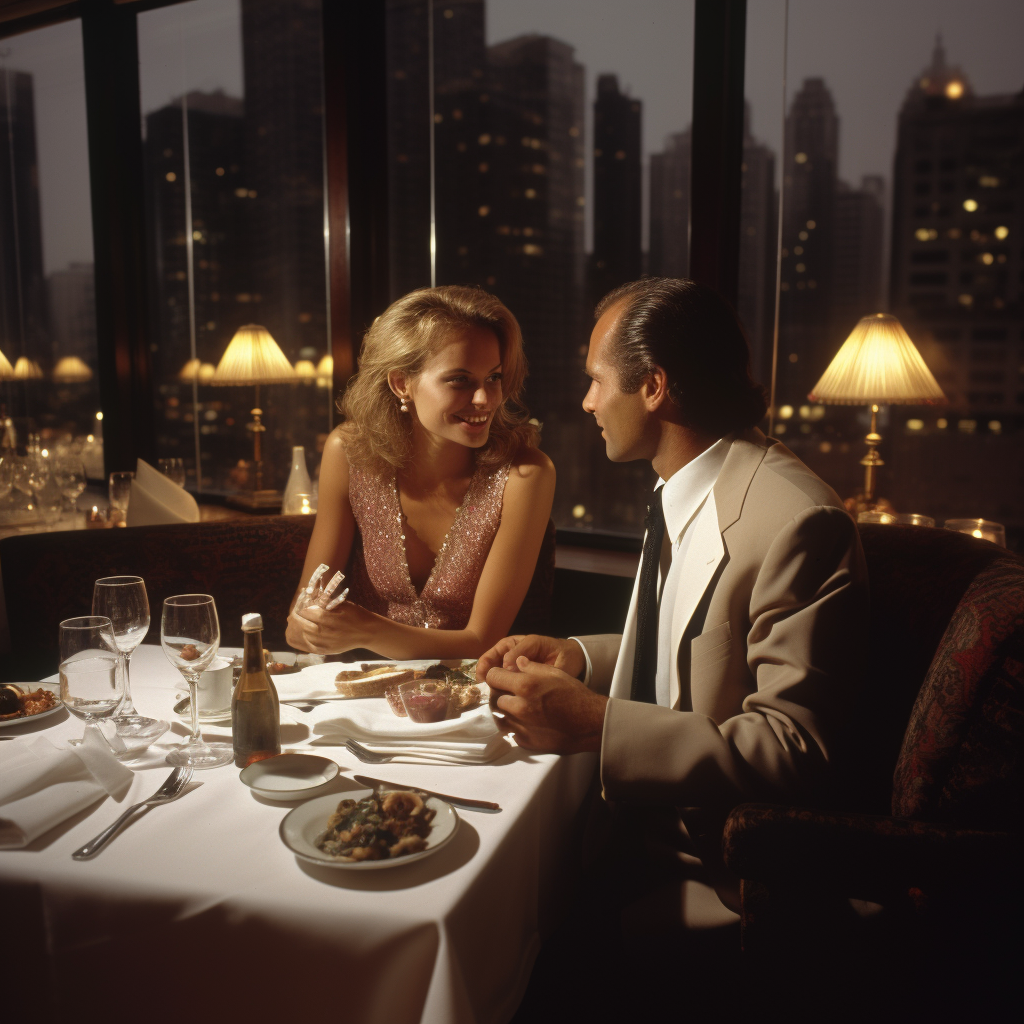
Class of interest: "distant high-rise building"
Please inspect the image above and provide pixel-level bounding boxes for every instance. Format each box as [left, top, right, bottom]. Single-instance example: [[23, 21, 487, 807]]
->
[[487, 33, 585, 416], [241, 0, 327, 355], [0, 68, 47, 382], [648, 128, 690, 279], [832, 174, 885, 338], [890, 36, 1023, 418], [48, 263, 96, 369], [778, 77, 839, 405], [738, 105, 776, 384], [591, 74, 642, 302]]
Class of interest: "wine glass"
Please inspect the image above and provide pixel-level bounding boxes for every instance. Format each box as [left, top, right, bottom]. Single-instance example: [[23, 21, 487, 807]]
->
[[92, 576, 162, 739], [33, 474, 64, 529], [59, 616, 124, 747], [109, 471, 134, 517], [0, 452, 13, 501], [160, 594, 232, 768], [55, 453, 87, 512], [158, 457, 186, 487]]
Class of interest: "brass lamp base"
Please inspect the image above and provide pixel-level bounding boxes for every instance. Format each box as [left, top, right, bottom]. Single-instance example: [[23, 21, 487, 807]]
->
[[227, 489, 282, 512]]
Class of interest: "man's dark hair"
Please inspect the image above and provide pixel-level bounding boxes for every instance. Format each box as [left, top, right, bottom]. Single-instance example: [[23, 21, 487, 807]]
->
[[595, 278, 768, 436]]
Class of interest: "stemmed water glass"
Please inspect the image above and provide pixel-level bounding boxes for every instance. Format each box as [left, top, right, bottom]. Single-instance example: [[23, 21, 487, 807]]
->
[[160, 594, 232, 768], [55, 453, 87, 513], [92, 576, 162, 740], [59, 616, 124, 746], [109, 471, 134, 518], [158, 458, 186, 487]]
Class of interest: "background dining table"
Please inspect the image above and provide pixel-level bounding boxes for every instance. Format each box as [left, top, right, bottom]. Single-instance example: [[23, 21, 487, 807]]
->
[[0, 644, 598, 1024]]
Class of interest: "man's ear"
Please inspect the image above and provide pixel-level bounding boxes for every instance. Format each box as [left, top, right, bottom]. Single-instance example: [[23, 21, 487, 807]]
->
[[641, 365, 670, 411]]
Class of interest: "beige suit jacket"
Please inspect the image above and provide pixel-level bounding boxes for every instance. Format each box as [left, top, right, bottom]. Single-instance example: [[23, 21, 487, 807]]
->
[[577, 428, 868, 826]]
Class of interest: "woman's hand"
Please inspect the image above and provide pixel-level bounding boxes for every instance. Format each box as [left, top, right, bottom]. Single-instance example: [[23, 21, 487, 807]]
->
[[287, 601, 375, 655]]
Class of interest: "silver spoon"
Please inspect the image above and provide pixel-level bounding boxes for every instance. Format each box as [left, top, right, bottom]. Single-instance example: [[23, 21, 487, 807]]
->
[[72, 766, 194, 859]]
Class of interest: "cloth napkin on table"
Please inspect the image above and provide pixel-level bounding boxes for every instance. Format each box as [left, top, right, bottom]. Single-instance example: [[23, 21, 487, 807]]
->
[[125, 458, 199, 527], [0, 731, 133, 849], [307, 695, 508, 765]]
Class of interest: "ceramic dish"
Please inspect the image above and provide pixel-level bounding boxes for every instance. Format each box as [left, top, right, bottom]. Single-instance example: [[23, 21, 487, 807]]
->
[[279, 787, 459, 870], [240, 753, 340, 799], [173, 695, 232, 723], [0, 682, 63, 729]]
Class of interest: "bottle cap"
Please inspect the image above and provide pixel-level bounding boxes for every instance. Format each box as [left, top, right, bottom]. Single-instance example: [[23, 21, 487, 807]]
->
[[242, 613, 263, 631]]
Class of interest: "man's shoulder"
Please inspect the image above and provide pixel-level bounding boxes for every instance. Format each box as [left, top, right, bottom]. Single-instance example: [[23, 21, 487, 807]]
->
[[747, 438, 845, 516]]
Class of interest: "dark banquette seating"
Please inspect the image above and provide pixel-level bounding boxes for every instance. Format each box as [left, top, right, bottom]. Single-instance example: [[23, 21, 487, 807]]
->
[[724, 524, 1024, 1016], [1, 514, 555, 682]]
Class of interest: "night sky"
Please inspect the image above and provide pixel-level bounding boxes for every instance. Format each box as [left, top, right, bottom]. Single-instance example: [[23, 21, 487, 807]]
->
[[3, 0, 1022, 273]]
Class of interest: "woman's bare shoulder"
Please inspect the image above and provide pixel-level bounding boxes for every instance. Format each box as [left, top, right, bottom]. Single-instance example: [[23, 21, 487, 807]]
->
[[506, 446, 555, 487]]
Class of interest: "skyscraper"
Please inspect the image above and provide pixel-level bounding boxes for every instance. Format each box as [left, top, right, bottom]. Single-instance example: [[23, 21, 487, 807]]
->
[[832, 174, 885, 339], [648, 128, 690, 279], [487, 33, 585, 417], [890, 37, 1023, 418], [778, 77, 839, 406], [48, 263, 96, 370], [591, 74, 642, 302]]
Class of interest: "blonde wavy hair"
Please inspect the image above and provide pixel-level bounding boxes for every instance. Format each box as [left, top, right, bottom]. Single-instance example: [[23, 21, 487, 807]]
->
[[339, 286, 537, 471]]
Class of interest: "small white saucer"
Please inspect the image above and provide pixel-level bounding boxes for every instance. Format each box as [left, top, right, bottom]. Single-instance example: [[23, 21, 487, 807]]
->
[[239, 753, 340, 800]]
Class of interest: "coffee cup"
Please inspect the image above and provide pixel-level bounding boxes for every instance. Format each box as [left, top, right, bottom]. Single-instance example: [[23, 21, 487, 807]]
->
[[197, 657, 232, 716]]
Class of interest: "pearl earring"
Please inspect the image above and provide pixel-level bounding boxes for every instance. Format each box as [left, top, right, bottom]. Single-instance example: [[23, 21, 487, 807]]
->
[[400, 397, 409, 413]]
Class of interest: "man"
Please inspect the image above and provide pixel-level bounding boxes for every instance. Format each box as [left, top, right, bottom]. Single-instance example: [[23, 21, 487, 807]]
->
[[479, 278, 867, 920]]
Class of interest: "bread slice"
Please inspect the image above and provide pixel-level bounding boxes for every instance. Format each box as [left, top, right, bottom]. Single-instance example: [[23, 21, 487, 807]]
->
[[334, 667, 415, 698]]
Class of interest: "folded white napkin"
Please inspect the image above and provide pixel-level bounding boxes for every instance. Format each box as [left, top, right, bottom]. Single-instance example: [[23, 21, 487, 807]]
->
[[271, 662, 355, 702], [308, 694, 508, 765], [0, 731, 134, 849], [126, 458, 199, 526]]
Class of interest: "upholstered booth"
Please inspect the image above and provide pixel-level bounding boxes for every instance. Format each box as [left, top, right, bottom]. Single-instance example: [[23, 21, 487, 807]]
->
[[1, 515, 555, 682], [723, 524, 1024, 1016]]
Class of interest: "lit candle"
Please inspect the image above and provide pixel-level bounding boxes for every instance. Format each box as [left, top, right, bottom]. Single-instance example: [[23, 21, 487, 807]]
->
[[944, 518, 1006, 548]]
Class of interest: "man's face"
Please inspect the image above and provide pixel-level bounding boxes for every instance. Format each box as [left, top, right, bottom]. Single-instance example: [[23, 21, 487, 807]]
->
[[582, 300, 653, 463]]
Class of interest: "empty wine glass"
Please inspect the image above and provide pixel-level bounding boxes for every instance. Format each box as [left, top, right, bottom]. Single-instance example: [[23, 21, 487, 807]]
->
[[93, 576, 162, 739], [158, 457, 186, 487], [59, 616, 124, 746], [109, 471, 134, 516], [33, 474, 63, 529], [160, 594, 232, 768], [55, 453, 87, 512], [0, 452, 13, 501]]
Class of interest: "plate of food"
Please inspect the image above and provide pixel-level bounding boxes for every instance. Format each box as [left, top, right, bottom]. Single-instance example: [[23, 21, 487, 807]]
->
[[0, 682, 62, 728], [280, 785, 459, 870]]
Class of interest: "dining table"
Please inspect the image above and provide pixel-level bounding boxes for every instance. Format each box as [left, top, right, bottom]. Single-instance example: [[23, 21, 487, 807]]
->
[[0, 644, 598, 1024]]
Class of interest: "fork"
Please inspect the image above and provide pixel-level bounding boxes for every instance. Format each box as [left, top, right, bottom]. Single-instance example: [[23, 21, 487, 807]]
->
[[72, 766, 194, 860], [345, 739, 397, 764]]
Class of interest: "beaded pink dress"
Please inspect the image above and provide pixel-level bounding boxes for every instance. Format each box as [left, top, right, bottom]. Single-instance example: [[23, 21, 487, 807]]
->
[[345, 460, 512, 630]]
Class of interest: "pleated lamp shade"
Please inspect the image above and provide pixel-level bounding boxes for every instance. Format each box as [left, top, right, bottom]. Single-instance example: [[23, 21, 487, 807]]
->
[[0, 346, 13, 380], [213, 324, 295, 385], [179, 358, 202, 381], [808, 313, 946, 405], [13, 357, 44, 380], [294, 359, 317, 379], [316, 354, 333, 380], [53, 356, 93, 382]]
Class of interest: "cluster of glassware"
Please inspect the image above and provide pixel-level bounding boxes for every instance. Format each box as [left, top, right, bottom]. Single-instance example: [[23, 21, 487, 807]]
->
[[0, 436, 87, 528], [59, 579, 232, 769]]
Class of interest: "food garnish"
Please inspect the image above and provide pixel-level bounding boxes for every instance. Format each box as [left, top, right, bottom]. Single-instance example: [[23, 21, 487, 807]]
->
[[315, 790, 436, 861], [0, 685, 58, 721]]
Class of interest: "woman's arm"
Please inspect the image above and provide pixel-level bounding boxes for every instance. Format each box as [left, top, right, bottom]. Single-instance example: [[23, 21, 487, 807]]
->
[[285, 430, 356, 650], [294, 449, 556, 659]]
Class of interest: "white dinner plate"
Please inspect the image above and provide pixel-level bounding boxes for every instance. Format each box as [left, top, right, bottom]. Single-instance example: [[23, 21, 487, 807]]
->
[[240, 753, 340, 800], [0, 682, 63, 729], [279, 787, 459, 870]]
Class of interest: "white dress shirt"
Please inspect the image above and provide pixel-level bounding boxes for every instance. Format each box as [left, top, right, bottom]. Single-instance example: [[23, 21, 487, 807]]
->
[[653, 437, 731, 707]]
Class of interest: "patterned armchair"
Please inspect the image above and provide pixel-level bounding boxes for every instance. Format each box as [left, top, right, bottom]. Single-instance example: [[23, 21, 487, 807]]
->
[[722, 524, 1024, 1016]]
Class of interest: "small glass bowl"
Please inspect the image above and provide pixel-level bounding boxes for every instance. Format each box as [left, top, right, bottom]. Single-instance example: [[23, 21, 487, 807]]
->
[[384, 683, 407, 717], [398, 679, 454, 723]]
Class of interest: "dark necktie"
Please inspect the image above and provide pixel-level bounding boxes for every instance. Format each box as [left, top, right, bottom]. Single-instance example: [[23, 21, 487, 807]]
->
[[630, 486, 665, 704]]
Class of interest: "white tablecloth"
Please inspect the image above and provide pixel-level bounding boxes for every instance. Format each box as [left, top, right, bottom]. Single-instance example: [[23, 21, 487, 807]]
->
[[0, 645, 597, 1024]]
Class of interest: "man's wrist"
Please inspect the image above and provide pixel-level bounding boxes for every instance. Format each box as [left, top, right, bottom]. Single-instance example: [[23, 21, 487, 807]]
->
[[568, 637, 592, 685]]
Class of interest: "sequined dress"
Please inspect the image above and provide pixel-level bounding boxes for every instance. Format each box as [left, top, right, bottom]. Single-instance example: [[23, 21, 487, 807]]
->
[[345, 460, 512, 629]]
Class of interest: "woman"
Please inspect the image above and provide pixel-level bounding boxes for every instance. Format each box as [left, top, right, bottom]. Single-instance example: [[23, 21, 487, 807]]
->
[[287, 286, 555, 659]]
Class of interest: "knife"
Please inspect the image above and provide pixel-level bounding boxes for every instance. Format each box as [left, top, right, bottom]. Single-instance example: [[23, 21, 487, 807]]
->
[[352, 774, 501, 813]]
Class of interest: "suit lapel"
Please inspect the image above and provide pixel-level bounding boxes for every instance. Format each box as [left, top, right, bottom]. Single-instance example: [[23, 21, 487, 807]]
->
[[608, 566, 641, 701]]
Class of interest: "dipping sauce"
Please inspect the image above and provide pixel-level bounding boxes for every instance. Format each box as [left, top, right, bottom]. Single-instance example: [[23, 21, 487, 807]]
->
[[403, 691, 449, 723]]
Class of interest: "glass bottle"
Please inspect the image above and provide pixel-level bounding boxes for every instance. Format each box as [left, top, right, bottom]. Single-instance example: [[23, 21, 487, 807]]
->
[[282, 445, 312, 514], [231, 613, 281, 768]]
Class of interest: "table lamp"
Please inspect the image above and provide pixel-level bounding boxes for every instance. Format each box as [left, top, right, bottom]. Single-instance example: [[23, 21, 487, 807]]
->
[[13, 357, 44, 379], [0, 344, 13, 380], [212, 324, 295, 508], [52, 356, 93, 383], [807, 313, 946, 508]]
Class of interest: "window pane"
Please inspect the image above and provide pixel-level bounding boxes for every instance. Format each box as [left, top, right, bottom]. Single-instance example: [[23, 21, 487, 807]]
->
[[746, 0, 1024, 548], [0, 20, 99, 460], [388, 0, 695, 535], [139, 0, 330, 499]]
